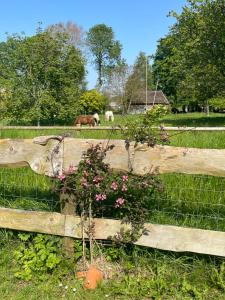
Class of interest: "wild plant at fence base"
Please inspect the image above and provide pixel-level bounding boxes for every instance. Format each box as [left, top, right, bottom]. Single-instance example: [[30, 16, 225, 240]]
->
[[13, 233, 62, 281]]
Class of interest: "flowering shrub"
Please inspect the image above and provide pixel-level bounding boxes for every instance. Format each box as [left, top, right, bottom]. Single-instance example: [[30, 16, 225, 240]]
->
[[54, 143, 162, 242]]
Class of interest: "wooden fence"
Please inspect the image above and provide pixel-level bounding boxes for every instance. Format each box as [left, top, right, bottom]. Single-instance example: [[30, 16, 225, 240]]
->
[[1, 125, 225, 131], [0, 136, 225, 257]]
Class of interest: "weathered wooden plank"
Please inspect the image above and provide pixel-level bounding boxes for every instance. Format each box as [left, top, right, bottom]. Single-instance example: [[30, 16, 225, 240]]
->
[[0, 207, 225, 257], [0, 137, 225, 177], [0, 207, 66, 236]]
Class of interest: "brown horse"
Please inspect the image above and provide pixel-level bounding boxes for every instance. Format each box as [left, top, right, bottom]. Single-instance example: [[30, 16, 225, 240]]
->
[[74, 115, 96, 126]]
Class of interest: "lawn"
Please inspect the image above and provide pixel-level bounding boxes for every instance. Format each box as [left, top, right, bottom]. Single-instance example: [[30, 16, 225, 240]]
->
[[162, 112, 225, 127], [0, 113, 225, 299], [99, 112, 225, 127]]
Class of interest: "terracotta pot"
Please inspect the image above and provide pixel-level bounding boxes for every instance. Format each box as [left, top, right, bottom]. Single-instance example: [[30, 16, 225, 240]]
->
[[77, 265, 103, 289]]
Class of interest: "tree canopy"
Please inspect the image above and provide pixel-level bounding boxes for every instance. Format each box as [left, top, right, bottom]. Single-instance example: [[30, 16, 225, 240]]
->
[[87, 24, 122, 88], [153, 0, 225, 109], [79, 89, 107, 113], [0, 31, 86, 124], [124, 52, 154, 112]]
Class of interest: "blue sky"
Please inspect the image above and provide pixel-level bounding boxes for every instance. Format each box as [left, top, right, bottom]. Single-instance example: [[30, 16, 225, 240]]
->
[[0, 0, 186, 88]]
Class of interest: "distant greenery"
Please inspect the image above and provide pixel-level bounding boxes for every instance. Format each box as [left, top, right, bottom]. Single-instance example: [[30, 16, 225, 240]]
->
[[0, 30, 86, 125], [153, 0, 225, 109], [124, 52, 154, 113], [209, 97, 225, 112], [87, 24, 122, 87], [79, 89, 107, 113]]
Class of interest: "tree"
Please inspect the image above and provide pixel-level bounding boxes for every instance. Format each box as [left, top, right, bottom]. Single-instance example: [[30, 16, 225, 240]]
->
[[153, 0, 225, 110], [87, 24, 122, 87], [0, 31, 86, 124], [46, 21, 85, 50], [104, 60, 132, 113], [79, 89, 107, 113], [209, 96, 225, 112], [125, 52, 154, 111]]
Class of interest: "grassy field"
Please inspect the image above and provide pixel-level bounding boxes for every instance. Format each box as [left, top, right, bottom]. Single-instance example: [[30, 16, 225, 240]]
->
[[91, 112, 225, 127], [162, 112, 225, 127], [0, 112, 225, 299], [1, 112, 225, 128]]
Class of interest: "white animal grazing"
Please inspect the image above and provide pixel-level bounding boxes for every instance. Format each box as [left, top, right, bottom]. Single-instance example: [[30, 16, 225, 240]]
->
[[93, 113, 100, 125], [105, 111, 114, 122]]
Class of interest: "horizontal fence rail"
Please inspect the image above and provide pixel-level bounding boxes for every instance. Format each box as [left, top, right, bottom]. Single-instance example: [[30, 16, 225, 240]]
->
[[0, 126, 225, 131], [0, 137, 225, 177], [0, 207, 225, 257]]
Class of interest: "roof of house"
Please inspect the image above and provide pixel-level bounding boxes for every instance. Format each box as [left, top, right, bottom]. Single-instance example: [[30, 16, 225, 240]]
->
[[131, 90, 170, 105]]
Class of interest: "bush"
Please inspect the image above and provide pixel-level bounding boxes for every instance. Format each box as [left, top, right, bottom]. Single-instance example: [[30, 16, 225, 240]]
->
[[209, 97, 225, 113], [79, 89, 107, 113]]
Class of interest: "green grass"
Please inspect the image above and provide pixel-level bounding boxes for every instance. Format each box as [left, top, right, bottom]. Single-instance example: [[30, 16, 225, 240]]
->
[[100, 112, 225, 127], [162, 112, 225, 127], [1, 240, 225, 299], [1, 112, 225, 128]]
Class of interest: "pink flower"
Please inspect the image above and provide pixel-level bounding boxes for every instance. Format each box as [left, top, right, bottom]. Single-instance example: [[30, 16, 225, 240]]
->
[[122, 175, 128, 182], [68, 165, 76, 173], [95, 194, 107, 201], [122, 184, 127, 192], [58, 174, 66, 181], [102, 194, 107, 200], [93, 175, 103, 183], [87, 159, 92, 165], [115, 198, 125, 208], [111, 181, 118, 191]]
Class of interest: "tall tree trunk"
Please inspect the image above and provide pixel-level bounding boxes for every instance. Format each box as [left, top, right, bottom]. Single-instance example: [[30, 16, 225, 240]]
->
[[97, 57, 103, 88]]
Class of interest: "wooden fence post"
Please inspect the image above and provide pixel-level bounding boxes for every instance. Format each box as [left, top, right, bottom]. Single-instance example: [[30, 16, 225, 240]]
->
[[60, 192, 76, 258]]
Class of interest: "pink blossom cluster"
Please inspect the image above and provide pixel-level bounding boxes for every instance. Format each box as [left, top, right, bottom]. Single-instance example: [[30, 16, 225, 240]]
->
[[93, 175, 103, 183], [87, 159, 92, 165], [122, 184, 127, 192], [111, 181, 118, 191], [122, 175, 128, 182], [95, 194, 107, 201], [115, 198, 125, 208]]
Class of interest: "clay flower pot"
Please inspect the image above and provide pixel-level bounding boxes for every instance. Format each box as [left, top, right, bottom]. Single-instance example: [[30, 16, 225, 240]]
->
[[76, 265, 103, 289]]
